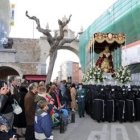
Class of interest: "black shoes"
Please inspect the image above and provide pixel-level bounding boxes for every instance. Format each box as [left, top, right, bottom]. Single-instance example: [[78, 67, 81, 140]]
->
[[79, 114, 85, 118]]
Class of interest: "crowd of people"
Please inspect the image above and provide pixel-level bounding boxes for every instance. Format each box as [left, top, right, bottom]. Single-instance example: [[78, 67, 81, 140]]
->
[[0, 76, 87, 140]]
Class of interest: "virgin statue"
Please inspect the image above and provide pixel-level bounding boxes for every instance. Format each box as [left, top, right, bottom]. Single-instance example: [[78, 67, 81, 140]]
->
[[95, 46, 114, 73]]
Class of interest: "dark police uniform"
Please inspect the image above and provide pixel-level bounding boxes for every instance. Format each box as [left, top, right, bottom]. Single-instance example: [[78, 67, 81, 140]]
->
[[77, 87, 86, 118]]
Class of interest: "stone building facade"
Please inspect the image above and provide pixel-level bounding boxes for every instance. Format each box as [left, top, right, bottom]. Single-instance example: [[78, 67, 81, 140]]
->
[[0, 37, 49, 79], [0, 35, 79, 80]]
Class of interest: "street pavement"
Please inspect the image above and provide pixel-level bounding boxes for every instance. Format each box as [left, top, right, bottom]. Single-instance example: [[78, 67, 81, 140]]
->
[[19, 112, 140, 140], [53, 113, 140, 140]]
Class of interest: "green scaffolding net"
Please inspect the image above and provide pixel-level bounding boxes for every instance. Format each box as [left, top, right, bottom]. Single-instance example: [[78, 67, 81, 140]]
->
[[79, 0, 140, 72]]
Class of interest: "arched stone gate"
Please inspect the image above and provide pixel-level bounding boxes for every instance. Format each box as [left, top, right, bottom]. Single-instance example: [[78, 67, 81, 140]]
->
[[0, 64, 22, 80], [0, 34, 79, 80]]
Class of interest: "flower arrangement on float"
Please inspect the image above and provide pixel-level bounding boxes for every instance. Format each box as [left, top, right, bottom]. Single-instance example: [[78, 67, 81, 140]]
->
[[82, 66, 104, 83], [115, 66, 131, 84], [92, 67, 104, 82], [82, 67, 93, 83]]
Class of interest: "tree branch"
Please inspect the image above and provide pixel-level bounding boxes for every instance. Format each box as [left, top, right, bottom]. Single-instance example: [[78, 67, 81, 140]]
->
[[57, 15, 72, 41], [25, 11, 41, 28], [25, 11, 53, 45], [58, 14, 72, 28], [58, 35, 77, 49]]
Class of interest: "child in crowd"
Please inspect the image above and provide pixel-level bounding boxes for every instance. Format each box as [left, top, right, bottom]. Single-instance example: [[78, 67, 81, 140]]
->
[[34, 100, 53, 140]]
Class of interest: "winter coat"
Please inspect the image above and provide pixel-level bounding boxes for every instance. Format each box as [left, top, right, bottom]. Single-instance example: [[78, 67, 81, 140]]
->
[[24, 91, 36, 126], [70, 87, 77, 110], [0, 95, 8, 113], [0, 95, 11, 136], [34, 109, 53, 140], [13, 86, 28, 127], [0, 95, 9, 128]]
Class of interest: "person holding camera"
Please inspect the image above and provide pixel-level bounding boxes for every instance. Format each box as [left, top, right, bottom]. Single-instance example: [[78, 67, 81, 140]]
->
[[0, 80, 17, 140]]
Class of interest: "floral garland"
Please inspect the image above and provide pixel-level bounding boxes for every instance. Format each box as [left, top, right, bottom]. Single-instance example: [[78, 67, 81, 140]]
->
[[115, 66, 131, 84], [92, 67, 104, 82], [82, 66, 103, 83], [82, 67, 93, 82]]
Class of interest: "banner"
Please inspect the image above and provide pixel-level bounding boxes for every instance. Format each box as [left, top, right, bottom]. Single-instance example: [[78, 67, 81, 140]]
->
[[10, 4, 15, 26]]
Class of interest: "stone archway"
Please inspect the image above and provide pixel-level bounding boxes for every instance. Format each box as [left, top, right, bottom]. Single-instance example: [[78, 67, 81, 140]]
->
[[39, 38, 79, 63], [45, 40, 80, 72], [0, 66, 19, 80], [59, 46, 79, 56], [45, 45, 80, 66], [45, 45, 79, 62], [60, 41, 79, 56], [0, 66, 21, 80]]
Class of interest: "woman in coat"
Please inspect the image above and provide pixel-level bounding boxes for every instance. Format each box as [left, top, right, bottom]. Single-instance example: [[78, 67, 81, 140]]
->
[[70, 83, 77, 112]]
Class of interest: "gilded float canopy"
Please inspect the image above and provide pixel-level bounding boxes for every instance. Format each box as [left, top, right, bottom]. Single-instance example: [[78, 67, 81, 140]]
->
[[94, 32, 125, 44], [87, 32, 126, 52]]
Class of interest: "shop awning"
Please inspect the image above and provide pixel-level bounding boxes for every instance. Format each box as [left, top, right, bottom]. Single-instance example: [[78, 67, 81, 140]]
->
[[23, 75, 47, 81]]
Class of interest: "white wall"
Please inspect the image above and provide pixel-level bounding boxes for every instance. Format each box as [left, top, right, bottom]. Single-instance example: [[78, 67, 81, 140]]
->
[[122, 44, 140, 66]]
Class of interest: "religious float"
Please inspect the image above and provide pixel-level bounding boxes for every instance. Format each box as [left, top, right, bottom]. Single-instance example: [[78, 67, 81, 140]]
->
[[82, 33, 140, 123], [83, 32, 131, 85]]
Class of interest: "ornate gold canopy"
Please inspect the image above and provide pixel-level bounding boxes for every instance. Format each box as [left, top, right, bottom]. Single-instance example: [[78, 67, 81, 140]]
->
[[87, 32, 125, 51], [94, 32, 125, 44]]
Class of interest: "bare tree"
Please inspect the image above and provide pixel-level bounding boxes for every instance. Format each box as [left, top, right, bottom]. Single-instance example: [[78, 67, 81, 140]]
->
[[25, 11, 76, 84]]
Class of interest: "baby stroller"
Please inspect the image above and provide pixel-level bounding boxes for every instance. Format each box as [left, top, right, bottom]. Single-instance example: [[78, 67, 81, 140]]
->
[[52, 108, 69, 133]]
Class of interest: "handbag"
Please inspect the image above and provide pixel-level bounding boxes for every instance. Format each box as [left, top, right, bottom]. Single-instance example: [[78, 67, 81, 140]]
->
[[12, 99, 22, 115]]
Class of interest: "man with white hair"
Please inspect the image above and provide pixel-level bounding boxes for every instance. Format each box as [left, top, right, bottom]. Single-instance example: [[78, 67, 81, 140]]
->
[[24, 82, 38, 140]]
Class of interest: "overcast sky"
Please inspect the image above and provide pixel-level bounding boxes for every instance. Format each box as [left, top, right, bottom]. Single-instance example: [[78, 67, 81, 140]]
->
[[9, 0, 117, 80], [9, 0, 117, 38]]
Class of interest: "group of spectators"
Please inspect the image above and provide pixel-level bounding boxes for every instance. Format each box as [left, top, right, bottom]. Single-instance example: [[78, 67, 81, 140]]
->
[[0, 76, 27, 140], [0, 77, 87, 140]]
